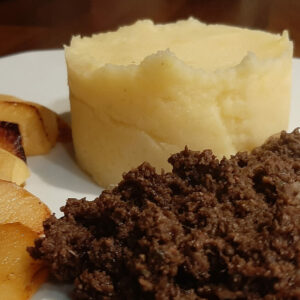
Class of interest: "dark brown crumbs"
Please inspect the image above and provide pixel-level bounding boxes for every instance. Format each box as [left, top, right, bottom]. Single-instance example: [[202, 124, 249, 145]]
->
[[28, 129, 300, 300]]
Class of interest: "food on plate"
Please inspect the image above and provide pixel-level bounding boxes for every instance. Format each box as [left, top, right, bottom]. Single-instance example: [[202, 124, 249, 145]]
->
[[65, 18, 293, 187], [0, 223, 48, 300], [0, 179, 50, 298], [0, 94, 70, 156], [0, 180, 50, 233], [57, 116, 73, 143], [29, 129, 300, 299], [0, 148, 30, 185], [0, 121, 26, 161], [0, 121, 29, 184]]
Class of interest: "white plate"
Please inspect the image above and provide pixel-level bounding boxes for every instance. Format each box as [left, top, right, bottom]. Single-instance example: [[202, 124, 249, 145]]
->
[[0, 50, 299, 299]]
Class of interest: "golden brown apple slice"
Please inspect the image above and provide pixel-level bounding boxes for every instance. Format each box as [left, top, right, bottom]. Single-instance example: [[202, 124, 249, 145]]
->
[[0, 180, 50, 233], [0, 94, 65, 155], [0, 121, 26, 161], [0, 148, 30, 185], [0, 223, 48, 300]]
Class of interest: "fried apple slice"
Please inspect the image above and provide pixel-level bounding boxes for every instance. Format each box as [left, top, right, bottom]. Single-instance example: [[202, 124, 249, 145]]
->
[[0, 121, 26, 161], [0, 94, 61, 155], [0, 180, 50, 233], [0, 148, 30, 185], [0, 223, 48, 300]]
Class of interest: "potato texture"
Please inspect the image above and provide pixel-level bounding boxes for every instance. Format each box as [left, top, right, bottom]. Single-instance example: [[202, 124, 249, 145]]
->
[[0, 223, 47, 300], [66, 19, 293, 187], [0, 180, 50, 233]]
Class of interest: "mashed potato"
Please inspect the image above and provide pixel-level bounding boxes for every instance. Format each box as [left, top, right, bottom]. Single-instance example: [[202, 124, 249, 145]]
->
[[65, 18, 293, 187]]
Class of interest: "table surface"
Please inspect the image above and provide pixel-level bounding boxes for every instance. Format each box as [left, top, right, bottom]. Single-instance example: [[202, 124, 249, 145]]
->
[[0, 0, 299, 57]]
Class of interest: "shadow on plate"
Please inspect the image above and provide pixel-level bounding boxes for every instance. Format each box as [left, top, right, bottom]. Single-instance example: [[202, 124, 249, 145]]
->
[[31, 283, 73, 300], [28, 135, 102, 196]]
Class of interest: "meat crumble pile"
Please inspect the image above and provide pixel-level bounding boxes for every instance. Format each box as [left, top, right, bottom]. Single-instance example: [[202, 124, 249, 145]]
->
[[29, 129, 300, 300]]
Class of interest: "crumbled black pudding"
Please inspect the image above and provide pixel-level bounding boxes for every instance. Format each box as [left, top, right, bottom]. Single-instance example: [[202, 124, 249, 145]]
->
[[28, 129, 300, 300]]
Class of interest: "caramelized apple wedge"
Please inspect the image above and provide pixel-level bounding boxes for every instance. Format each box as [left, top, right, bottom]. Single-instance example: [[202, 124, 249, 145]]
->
[[0, 121, 26, 161], [0, 148, 30, 185], [0, 223, 48, 300], [0, 180, 50, 233], [0, 94, 71, 155]]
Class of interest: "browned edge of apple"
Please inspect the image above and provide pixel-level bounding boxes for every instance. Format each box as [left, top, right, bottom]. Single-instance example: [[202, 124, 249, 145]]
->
[[0, 121, 26, 162], [57, 116, 72, 143]]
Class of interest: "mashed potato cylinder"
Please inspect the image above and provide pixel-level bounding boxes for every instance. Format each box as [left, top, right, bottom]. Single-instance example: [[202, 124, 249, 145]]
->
[[65, 18, 293, 187]]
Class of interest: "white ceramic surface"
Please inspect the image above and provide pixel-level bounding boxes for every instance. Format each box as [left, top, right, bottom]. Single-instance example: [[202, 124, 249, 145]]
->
[[0, 50, 299, 299]]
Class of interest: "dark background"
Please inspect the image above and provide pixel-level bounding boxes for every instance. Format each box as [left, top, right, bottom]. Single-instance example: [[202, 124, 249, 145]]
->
[[0, 0, 299, 57]]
